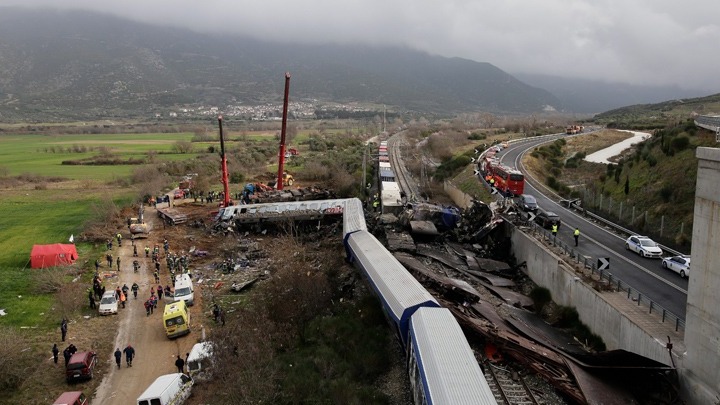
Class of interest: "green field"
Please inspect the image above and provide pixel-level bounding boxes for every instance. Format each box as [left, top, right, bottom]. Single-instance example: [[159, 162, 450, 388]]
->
[[0, 132, 192, 326], [0, 132, 198, 179], [0, 191, 121, 326]]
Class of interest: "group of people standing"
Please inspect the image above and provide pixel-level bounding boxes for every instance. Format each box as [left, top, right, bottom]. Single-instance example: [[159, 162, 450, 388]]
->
[[55, 223, 203, 379]]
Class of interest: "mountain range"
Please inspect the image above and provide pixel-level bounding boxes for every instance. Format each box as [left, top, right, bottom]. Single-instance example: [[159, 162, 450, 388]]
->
[[0, 8, 711, 122]]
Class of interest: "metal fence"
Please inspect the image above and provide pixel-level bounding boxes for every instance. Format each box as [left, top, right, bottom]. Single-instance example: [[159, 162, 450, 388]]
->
[[581, 189, 690, 252], [525, 222, 686, 332]]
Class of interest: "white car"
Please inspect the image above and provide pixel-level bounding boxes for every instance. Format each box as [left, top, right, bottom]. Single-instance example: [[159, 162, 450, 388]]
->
[[662, 256, 691, 278], [98, 291, 118, 315], [625, 235, 663, 258]]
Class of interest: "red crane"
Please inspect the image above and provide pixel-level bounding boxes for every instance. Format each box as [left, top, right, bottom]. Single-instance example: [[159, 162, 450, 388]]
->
[[217, 116, 231, 207], [276, 72, 291, 190]]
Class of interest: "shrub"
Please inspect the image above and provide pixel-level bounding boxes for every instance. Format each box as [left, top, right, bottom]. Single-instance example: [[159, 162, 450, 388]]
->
[[671, 136, 690, 152], [660, 185, 673, 202], [172, 140, 194, 154], [468, 132, 486, 140]]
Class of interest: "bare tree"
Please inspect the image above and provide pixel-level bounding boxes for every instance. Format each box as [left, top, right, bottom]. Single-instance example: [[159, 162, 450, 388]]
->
[[172, 141, 194, 154], [0, 328, 34, 392]]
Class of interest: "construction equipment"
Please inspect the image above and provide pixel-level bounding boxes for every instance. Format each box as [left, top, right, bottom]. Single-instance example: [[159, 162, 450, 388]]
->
[[276, 72, 291, 190], [129, 204, 149, 239], [283, 172, 294, 186], [217, 116, 232, 207]]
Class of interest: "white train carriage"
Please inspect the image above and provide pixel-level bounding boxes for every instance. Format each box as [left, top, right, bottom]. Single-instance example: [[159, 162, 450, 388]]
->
[[345, 230, 440, 345], [408, 307, 497, 405], [381, 181, 403, 215]]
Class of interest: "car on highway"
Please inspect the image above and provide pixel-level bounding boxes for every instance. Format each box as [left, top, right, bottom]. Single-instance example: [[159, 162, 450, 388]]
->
[[625, 235, 663, 258], [518, 194, 538, 212], [534, 210, 561, 229], [661, 255, 691, 278]]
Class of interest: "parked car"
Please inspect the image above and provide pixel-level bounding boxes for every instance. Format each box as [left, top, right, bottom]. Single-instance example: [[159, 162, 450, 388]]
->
[[535, 210, 561, 229], [518, 194, 538, 212], [53, 391, 88, 405], [625, 235, 663, 258], [662, 256, 691, 278], [173, 189, 185, 199], [66, 351, 97, 383], [98, 291, 118, 315]]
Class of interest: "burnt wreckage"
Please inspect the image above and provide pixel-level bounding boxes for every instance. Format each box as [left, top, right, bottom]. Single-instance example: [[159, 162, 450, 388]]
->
[[214, 198, 680, 404]]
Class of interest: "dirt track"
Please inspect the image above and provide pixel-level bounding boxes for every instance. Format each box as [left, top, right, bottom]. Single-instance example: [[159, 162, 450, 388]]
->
[[92, 202, 201, 404]]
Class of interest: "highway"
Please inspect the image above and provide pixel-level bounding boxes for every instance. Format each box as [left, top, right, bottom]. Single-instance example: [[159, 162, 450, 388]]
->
[[496, 135, 689, 319]]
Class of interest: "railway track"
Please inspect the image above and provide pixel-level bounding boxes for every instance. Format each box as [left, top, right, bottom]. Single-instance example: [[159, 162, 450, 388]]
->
[[387, 134, 419, 200], [484, 361, 543, 405]]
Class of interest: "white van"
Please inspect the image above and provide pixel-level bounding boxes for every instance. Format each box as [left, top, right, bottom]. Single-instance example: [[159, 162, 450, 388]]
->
[[137, 373, 193, 405], [187, 342, 213, 381], [174, 274, 194, 306]]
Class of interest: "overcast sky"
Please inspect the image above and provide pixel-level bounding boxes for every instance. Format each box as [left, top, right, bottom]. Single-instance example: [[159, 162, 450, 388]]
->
[[5, 1, 720, 92]]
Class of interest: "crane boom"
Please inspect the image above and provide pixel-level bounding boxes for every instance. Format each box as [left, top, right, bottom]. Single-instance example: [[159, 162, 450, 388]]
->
[[276, 72, 291, 190], [218, 116, 231, 207]]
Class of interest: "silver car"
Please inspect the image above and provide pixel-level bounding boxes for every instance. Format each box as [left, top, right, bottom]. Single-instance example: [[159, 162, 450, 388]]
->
[[661, 256, 691, 278], [98, 291, 118, 315]]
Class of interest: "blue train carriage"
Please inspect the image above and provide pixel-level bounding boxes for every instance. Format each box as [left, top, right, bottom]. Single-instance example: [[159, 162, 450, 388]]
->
[[379, 162, 396, 182], [345, 230, 440, 345], [408, 307, 498, 405]]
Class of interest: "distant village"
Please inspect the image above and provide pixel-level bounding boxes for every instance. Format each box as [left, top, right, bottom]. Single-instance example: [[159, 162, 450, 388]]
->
[[154, 101, 382, 120]]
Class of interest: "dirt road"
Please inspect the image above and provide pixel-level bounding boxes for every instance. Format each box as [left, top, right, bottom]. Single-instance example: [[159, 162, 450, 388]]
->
[[92, 204, 200, 404]]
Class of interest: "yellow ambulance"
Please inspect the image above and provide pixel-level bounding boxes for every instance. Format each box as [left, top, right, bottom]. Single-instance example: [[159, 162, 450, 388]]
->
[[163, 300, 190, 338]]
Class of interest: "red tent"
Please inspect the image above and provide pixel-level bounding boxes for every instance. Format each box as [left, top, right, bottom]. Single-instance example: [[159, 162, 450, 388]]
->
[[30, 244, 78, 269]]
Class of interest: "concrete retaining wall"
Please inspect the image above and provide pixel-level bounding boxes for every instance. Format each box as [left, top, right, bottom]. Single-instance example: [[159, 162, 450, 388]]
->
[[443, 181, 475, 209], [511, 227, 675, 366]]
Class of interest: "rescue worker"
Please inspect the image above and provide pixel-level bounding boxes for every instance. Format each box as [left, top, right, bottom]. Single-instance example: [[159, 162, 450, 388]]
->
[[551, 223, 558, 238], [116, 256, 121, 271], [175, 355, 185, 374], [574, 227, 580, 247], [60, 318, 68, 342], [213, 303, 220, 322], [88, 289, 96, 309], [157, 285, 164, 300], [120, 290, 126, 308], [133, 245, 138, 257], [52, 343, 59, 364], [372, 197, 379, 212], [489, 177, 495, 187], [123, 345, 135, 367], [114, 348, 122, 368], [116, 232, 122, 247], [145, 246, 150, 258], [131, 282, 139, 299], [122, 284, 129, 298]]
